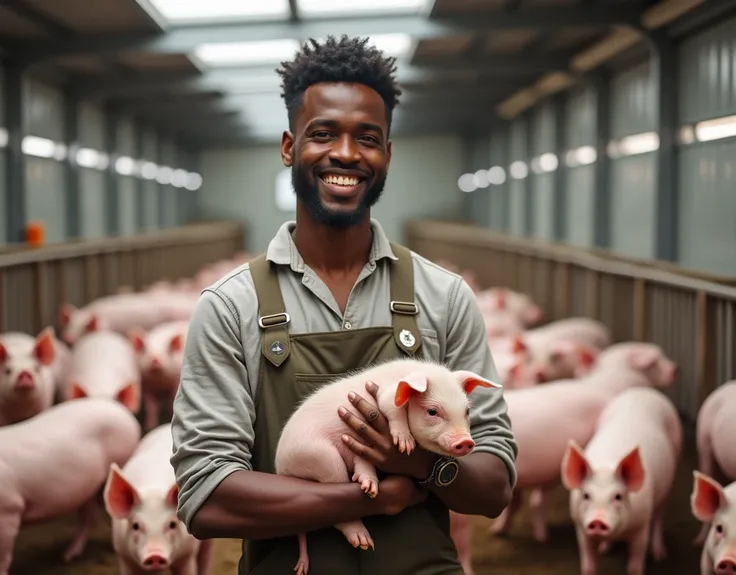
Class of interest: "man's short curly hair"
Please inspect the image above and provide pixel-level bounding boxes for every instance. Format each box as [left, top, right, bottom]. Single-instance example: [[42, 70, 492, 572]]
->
[[276, 34, 403, 132]]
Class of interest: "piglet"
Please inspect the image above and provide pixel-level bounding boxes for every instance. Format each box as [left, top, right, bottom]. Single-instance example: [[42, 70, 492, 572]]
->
[[104, 423, 212, 575], [274, 357, 500, 575], [129, 320, 189, 430], [0, 397, 141, 574], [476, 288, 543, 326], [694, 380, 736, 545], [488, 342, 677, 543], [488, 336, 541, 389], [691, 473, 736, 574], [562, 386, 682, 575], [0, 328, 56, 426], [65, 331, 142, 414]]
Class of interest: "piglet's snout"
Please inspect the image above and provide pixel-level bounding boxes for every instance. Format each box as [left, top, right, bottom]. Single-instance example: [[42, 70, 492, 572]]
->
[[450, 437, 475, 456]]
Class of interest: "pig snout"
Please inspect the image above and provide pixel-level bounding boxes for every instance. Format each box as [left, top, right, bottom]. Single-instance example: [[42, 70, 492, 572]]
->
[[142, 551, 170, 570], [148, 358, 163, 372], [450, 437, 475, 456], [14, 370, 35, 391], [716, 558, 736, 574], [586, 519, 611, 537]]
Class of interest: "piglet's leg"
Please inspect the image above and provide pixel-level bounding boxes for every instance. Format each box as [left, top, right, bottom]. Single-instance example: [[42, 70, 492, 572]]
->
[[296, 534, 310, 575], [528, 486, 552, 543], [63, 497, 98, 562], [352, 456, 379, 498], [575, 525, 598, 575], [489, 488, 522, 536], [694, 435, 716, 546], [0, 512, 21, 575], [196, 539, 214, 575], [385, 410, 416, 455], [650, 505, 667, 561], [625, 524, 649, 575]]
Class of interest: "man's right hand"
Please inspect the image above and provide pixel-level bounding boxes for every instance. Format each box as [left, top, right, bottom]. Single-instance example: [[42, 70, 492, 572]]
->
[[375, 475, 429, 516]]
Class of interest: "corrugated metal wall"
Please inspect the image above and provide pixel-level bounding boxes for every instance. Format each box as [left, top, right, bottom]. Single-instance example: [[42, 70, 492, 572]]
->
[[141, 129, 159, 230], [117, 117, 138, 235], [488, 131, 508, 231], [509, 117, 527, 235], [0, 66, 6, 242], [678, 17, 736, 275], [564, 86, 596, 248], [25, 80, 66, 243], [609, 60, 657, 259], [531, 102, 556, 241], [79, 102, 107, 239]]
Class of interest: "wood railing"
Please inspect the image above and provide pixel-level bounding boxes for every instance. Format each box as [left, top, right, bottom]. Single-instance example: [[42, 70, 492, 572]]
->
[[0, 220, 245, 336], [405, 220, 736, 423]]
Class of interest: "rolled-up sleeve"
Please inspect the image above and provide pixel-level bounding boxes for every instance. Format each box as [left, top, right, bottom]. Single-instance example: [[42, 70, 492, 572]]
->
[[444, 278, 518, 488], [170, 288, 256, 531]]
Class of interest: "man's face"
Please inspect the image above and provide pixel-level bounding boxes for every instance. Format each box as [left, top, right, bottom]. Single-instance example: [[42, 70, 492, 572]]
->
[[281, 82, 392, 229]]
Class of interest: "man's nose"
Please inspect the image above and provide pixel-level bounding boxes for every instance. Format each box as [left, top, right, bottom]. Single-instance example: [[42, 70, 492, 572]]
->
[[329, 137, 361, 163]]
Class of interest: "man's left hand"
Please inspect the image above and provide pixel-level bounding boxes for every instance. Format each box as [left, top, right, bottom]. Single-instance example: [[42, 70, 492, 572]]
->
[[338, 382, 436, 480]]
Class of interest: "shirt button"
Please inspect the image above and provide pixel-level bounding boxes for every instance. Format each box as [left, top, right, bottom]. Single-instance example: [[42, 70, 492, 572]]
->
[[344, 321, 352, 329]]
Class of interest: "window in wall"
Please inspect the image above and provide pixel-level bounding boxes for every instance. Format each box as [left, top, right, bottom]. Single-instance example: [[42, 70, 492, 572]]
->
[[275, 168, 296, 212]]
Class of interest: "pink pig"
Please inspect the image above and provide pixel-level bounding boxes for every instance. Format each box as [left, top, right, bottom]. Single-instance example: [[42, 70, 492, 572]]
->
[[104, 423, 213, 575], [128, 321, 189, 431], [274, 358, 501, 575], [561, 386, 682, 575], [0, 328, 56, 426], [488, 335, 542, 389], [487, 342, 677, 543], [691, 473, 736, 574], [476, 288, 544, 326], [65, 331, 142, 414], [694, 380, 736, 545], [0, 397, 141, 574]]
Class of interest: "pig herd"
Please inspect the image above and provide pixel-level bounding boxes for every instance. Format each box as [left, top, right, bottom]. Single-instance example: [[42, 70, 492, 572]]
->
[[0, 251, 732, 575], [0, 252, 249, 575], [439, 261, 736, 575]]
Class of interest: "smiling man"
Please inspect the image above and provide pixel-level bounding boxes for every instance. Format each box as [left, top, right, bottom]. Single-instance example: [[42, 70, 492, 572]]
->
[[169, 35, 517, 575]]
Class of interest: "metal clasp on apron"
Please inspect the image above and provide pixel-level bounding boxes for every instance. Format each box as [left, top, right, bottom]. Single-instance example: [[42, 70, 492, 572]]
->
[[389, 301, 418, 315], [258, 312, 291, 328]]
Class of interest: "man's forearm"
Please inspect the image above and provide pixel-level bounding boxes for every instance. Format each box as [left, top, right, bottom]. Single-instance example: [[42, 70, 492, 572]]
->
[[424, 452, 512, 517], [189, 470, 381, 540]]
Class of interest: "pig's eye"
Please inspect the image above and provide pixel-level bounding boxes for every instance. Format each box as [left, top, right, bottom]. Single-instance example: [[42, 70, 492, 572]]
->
[[614, 493, 622, 501], [426, 408, 437, 417], [4, 367, 10, 375], [582, 492, 590, 500], [168, 521, 177, 530], [131, 522, 140, 531], [716, 524, 724, 534]]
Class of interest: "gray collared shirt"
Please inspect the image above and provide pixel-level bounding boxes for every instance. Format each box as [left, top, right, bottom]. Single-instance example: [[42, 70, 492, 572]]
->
[[170, 219, 518, 531]]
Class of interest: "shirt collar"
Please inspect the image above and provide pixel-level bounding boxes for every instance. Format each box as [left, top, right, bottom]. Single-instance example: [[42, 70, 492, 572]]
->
[[265, 218, 397, 272]]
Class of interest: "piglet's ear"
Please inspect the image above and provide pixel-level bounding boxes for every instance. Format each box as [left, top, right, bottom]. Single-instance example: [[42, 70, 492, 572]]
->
[[691, 471, 727, 523], [561, 440, 591, 490], [615, 446, 645, 493], [104, 463, 140, 519], [454, 370, 502, 395], [165, 483, 180, 508], [394, 372, 428, 407]]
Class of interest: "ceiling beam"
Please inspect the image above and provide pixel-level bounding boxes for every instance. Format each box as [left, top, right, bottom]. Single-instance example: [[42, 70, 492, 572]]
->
[[19, 5, 644, 60]]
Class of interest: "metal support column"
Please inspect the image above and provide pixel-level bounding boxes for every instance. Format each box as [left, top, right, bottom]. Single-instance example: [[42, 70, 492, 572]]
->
[[523, 109, 535, 236], [104, 105, 120, 236], [552, 93, 568, 241], [494, 122, 510, 232], [468, 133, 491, 228], [63, 93, 80, 239], [4, 63, 28, 243], [156, 132, 166, 229], [133, 121, 146, 232], [592, 71, 611, 249], [652, 35, 678, 261]]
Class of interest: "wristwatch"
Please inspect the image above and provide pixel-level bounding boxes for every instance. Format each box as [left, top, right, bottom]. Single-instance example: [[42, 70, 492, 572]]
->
[[418, 455, 459, 487]]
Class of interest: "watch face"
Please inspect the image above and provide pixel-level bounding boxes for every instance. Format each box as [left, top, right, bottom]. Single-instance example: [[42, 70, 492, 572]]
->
[[437, 461, 458, 486]]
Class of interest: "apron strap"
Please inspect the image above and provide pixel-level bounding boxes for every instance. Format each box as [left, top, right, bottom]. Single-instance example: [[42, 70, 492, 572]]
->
[[388, 242, 423, 356], [249, 254, 291, 367]]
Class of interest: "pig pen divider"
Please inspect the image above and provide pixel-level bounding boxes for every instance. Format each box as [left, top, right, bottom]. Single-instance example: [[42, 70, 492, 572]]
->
[[0, 220, 245, 338], [405, 219, 736, 424]]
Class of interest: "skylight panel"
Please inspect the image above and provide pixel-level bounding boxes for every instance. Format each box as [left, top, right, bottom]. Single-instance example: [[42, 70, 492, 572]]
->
[[145, 0, 291, 23], [298, 0, 430, 18], [193, 39, 301, 67]]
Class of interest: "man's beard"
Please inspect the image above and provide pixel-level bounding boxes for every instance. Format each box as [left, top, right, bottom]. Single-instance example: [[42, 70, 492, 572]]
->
[[291, 163, 386, 230]]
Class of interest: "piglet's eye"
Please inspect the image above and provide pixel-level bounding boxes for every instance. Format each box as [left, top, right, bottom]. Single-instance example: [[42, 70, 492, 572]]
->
[[427, 408, 437, 416], [716, 524, 724, 534]]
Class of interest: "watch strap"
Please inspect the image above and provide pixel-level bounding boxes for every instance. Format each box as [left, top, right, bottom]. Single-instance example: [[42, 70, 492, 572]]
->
[[418, 455, 458, 487]]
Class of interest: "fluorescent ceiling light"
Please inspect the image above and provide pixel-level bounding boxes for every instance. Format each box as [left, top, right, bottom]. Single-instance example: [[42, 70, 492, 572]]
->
[[487, 166, 506, 185], [367, 34, 414, 59], [457, 173, 476, 193], [22, 136, 57, 159], [193, 39, 300, 67], [145, 0, 290, 23], [299, 0, 429, 18], [0, 128, 7, 148], [695, 114, 736, 142]]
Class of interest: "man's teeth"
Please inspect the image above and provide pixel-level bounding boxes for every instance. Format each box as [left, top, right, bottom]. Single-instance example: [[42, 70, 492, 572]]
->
[[322, 174, 360, 186]]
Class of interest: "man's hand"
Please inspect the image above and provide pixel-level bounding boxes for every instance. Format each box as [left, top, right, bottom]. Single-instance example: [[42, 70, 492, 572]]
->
[[338, 381, 436, 480], [374, 475, 429, 515]]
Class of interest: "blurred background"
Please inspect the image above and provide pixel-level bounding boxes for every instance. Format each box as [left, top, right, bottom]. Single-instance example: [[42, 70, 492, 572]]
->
[[1, 0, 736, 574]]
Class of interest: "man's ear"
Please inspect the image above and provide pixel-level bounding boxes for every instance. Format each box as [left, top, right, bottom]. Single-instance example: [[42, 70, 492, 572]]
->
[[281, 130, 295, 167]]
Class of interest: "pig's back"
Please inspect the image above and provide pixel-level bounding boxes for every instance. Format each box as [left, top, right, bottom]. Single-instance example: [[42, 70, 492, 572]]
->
[[526, 318, 609, 348], [0, 332, 34, 354], [122, 423, 175, 489], [0, 398, 141, 520], [707, 382, 736, 476], [71, 332, 138, 392]]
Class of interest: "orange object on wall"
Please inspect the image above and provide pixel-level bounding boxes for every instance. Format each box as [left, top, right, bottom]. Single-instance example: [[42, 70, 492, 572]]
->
[[26, 221, 45, 247]]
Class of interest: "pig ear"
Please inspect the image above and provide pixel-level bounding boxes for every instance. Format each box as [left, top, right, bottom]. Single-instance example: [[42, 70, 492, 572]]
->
[[68, 381, 87, 400], [507, 361, 523, 384], [561, 440, 591, 490], [34, 327, 56, 366], [494, 289, 507, 310], [576, 345, 598, 370], [691, 471, 728, 523], [630, 348, 658, 372], [394, 372, 428, 407], [104, 463, 140, 519], [165, 484, 180, 508], [511, 335, 527, 354], [117, 382, 141, 412], [169, 334, 184, 353], [128, 330, 146, 354], [59, 303, 76, 328], [0, 342, 7, 364], [615, 446, 645, 493], [454, 370, 502, 395], [85, 314, 99, 333]]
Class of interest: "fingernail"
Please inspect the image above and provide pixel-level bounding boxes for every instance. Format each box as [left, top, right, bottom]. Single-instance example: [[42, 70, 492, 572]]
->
[[338, 406, 347, 416], [341, 434, 350, 442], [348, 392, 356, 401]]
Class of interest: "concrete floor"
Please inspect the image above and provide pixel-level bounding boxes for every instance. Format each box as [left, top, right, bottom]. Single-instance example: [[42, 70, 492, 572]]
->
[[9, 444, 704, 575]]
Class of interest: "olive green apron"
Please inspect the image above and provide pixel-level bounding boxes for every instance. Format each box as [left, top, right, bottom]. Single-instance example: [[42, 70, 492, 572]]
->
[[239, 243, 464, 575]]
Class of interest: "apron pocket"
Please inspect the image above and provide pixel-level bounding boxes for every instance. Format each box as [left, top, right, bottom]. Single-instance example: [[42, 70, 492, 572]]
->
[[294, 373, 344, 397]]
